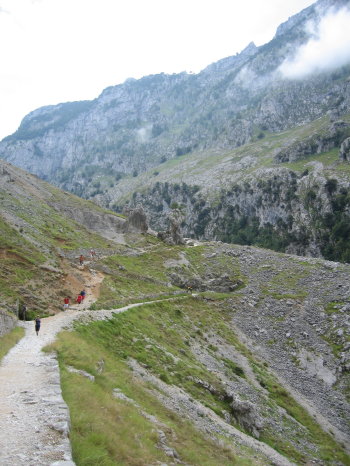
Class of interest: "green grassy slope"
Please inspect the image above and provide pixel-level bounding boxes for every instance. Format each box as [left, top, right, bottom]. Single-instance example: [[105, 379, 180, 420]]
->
[[51, 295, 349, 465], [49, 241, 349, 465], [2, 159, 349, 464], [111, 113, 350, 205]]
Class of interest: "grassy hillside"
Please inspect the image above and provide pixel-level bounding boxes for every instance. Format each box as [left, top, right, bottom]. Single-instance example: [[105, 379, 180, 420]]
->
[[50, 293, 349, 465], [48, 240, 350, 465], [0, 160, 124, 316], [2, 159, 349, 464]]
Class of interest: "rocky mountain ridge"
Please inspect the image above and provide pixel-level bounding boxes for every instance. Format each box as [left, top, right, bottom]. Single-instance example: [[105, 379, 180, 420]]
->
[[1, 0, 350, 262]]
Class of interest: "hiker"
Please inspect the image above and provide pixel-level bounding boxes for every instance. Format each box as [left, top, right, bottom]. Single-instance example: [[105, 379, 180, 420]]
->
[[76, 294, 82, 305], [79, 254, 84, 266], [90, 249, 96, 259], [35, 317, 41, 336], [21, 304, 27, 320], [63, 297, 70, 310], [80, 289, 86, 301]]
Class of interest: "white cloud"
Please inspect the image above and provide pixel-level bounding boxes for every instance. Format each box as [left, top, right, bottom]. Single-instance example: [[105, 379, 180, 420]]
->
[[279, 7, 350, 79]]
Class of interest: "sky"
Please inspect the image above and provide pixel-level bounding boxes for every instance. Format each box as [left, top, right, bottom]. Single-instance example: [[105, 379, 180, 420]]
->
[[0, 0, 325, 140]]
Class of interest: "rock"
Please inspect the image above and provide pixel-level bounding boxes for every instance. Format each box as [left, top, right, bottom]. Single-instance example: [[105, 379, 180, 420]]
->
[[96, 359, 105, 374], [113, 389, 139, 406], [51, 462, 76, 466], [230, 396, 263, 438], [66, 366, 95, 382], [339, 136, 350, 162], [0, 309, 17, 338], [123, 206, 149, 233], [157, 209, 185, 245]]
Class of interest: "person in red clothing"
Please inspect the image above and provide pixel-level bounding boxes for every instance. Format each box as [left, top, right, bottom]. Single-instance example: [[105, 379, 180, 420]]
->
[[76, 294, 82, 305], [79, 255, 84, 266], [63, 297, 70, 310]]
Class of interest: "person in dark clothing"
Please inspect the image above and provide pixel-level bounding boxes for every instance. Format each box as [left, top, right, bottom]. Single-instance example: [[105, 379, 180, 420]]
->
[[20, 304, 27, 320], [35, 317, 41, 336]]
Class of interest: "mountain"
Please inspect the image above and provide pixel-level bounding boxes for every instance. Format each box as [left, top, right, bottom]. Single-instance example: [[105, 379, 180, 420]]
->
[[1, 157, 350, 464], [1, 0, 350, 262]]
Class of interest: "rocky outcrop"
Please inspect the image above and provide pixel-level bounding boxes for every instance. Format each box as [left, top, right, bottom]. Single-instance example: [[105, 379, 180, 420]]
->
[[169, 271, 242, 292], [229, 396, 263, 438], [340, 136, 350, 161], [128, 166, 350, 262], [0, 309, 17, 337], [123, 206, 148, 234], [274, 121, 350, 163], [157, 209, 185, 245], [51, 202, 126, 242]]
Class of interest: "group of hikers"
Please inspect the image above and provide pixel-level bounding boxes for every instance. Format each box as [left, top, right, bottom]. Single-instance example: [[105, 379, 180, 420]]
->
[[33, 289, 87, 336], [34, 289, 87, 335], [79, 249, 96, 266], [63, 289, 86, 309], [33, 250, 95, 335]]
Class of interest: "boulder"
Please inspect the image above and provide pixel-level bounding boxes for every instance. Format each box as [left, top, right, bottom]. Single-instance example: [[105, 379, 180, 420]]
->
[[339, 137, 350, 162], [123, 206, 149, 233], [230, 396, 264, 438], [157, 209, 185, 245]]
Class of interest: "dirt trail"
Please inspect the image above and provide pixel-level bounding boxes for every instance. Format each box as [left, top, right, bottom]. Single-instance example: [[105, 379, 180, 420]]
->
[[0, 266, 183, 466], [0, 262, 297, 466], [0, 269, 103, 466]]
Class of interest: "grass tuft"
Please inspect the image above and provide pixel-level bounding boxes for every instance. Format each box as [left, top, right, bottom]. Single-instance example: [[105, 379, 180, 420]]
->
[[0, 326, 25, 362]]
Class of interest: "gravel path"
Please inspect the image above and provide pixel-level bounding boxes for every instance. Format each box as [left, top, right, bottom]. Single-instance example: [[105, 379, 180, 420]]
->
[[0, 288, 171, 466]]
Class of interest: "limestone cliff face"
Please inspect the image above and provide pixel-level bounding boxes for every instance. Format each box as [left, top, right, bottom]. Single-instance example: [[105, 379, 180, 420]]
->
[[0, 0, 349, 195], [0, 0, 350, 261], [129, 166, 350, 262]]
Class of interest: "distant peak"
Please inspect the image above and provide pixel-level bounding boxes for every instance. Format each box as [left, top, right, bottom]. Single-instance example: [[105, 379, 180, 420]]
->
[[242, 42, 257, 54]]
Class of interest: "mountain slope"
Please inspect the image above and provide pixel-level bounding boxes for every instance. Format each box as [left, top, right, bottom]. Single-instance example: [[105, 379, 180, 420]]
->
[[0, 0, 350, 263], [0, 159, 350, 464], [0, 158, 127, 315]]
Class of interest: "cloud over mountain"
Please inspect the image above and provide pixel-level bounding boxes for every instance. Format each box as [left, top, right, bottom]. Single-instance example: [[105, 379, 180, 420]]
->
[[279, 6, 350, 79]]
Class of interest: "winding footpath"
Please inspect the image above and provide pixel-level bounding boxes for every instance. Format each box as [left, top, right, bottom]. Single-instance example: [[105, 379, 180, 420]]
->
[[0, 290, 168, 466], [0, 299, 296, 466]]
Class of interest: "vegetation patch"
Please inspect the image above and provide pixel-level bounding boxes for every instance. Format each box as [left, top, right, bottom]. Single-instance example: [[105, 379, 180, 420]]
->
[[49, 331, 246, 466], [0, 327, 25, 362]]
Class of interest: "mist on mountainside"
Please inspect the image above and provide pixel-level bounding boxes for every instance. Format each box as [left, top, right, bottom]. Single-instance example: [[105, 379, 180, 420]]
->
[[279, 5, 350, 78]]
